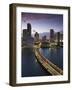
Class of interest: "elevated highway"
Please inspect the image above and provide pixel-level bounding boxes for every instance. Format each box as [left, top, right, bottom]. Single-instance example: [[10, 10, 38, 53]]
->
[[34, 49, 63, 75]]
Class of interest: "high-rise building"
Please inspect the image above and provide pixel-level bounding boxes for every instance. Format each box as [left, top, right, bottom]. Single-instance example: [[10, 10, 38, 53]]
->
[[34, 32, 39, 42], [27, 23, 31, 36], [23, 23, 31, 39], [60, 33, 63, 42], [57, 32, 60, 46], [50, 29, 54, 42], [22, 23, 34, 47], [23, 29, 28, 39], [42, 35, 47, 42]]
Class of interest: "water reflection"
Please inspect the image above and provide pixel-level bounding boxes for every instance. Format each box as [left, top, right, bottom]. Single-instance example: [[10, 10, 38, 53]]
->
[[39, 47, 63, 69], [21, 48, 51, 77], [22, 47, 63, 77]]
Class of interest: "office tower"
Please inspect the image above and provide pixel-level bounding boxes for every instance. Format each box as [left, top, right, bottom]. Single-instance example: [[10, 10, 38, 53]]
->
[[57, 32, 60, 46], [27, 23, 31, 36], [23, 23, 32, 39], [22, 23, 34, 47], [34, 32, 39, 42], [60, 33, 63, 42], [42, 35, 47, 42], [23, 29, 28, 39], [50, 29, 54, 42]]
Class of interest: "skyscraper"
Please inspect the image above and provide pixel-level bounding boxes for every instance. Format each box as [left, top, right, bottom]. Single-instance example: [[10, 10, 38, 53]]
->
[[27, 23, 31, 36], [50, 29, 54, 42], [23, 29, 28, 39], [22, 23, 34, 47], [23, 23, 31, 39], [34, 32, 39, 42], [42, 35, 47, 42], [60, 33, 63, 42], [57, 32, 60, 46]]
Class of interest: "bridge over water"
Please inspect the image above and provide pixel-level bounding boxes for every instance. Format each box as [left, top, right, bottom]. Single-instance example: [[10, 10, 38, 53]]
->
[[22, 45, 63, 75], [34, 48, 63, 75]]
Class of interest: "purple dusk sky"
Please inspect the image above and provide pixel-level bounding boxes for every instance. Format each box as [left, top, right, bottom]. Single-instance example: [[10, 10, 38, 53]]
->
[[21, 12, 63, 34]]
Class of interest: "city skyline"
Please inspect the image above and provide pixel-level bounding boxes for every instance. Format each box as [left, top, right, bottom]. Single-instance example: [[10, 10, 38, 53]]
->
[[21, 12, 63, 34], [21, 15, 63, 77], [22, 23, 63, 47]]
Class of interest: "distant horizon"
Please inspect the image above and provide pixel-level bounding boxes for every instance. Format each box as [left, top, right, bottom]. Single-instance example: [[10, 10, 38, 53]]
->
[[31, 30, 63, 34], [31, 31, 63, 39], [21, 12, 63, 34]]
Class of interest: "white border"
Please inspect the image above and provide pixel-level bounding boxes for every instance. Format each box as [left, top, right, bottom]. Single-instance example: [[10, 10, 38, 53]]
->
[[16, 7, 68, 83]]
